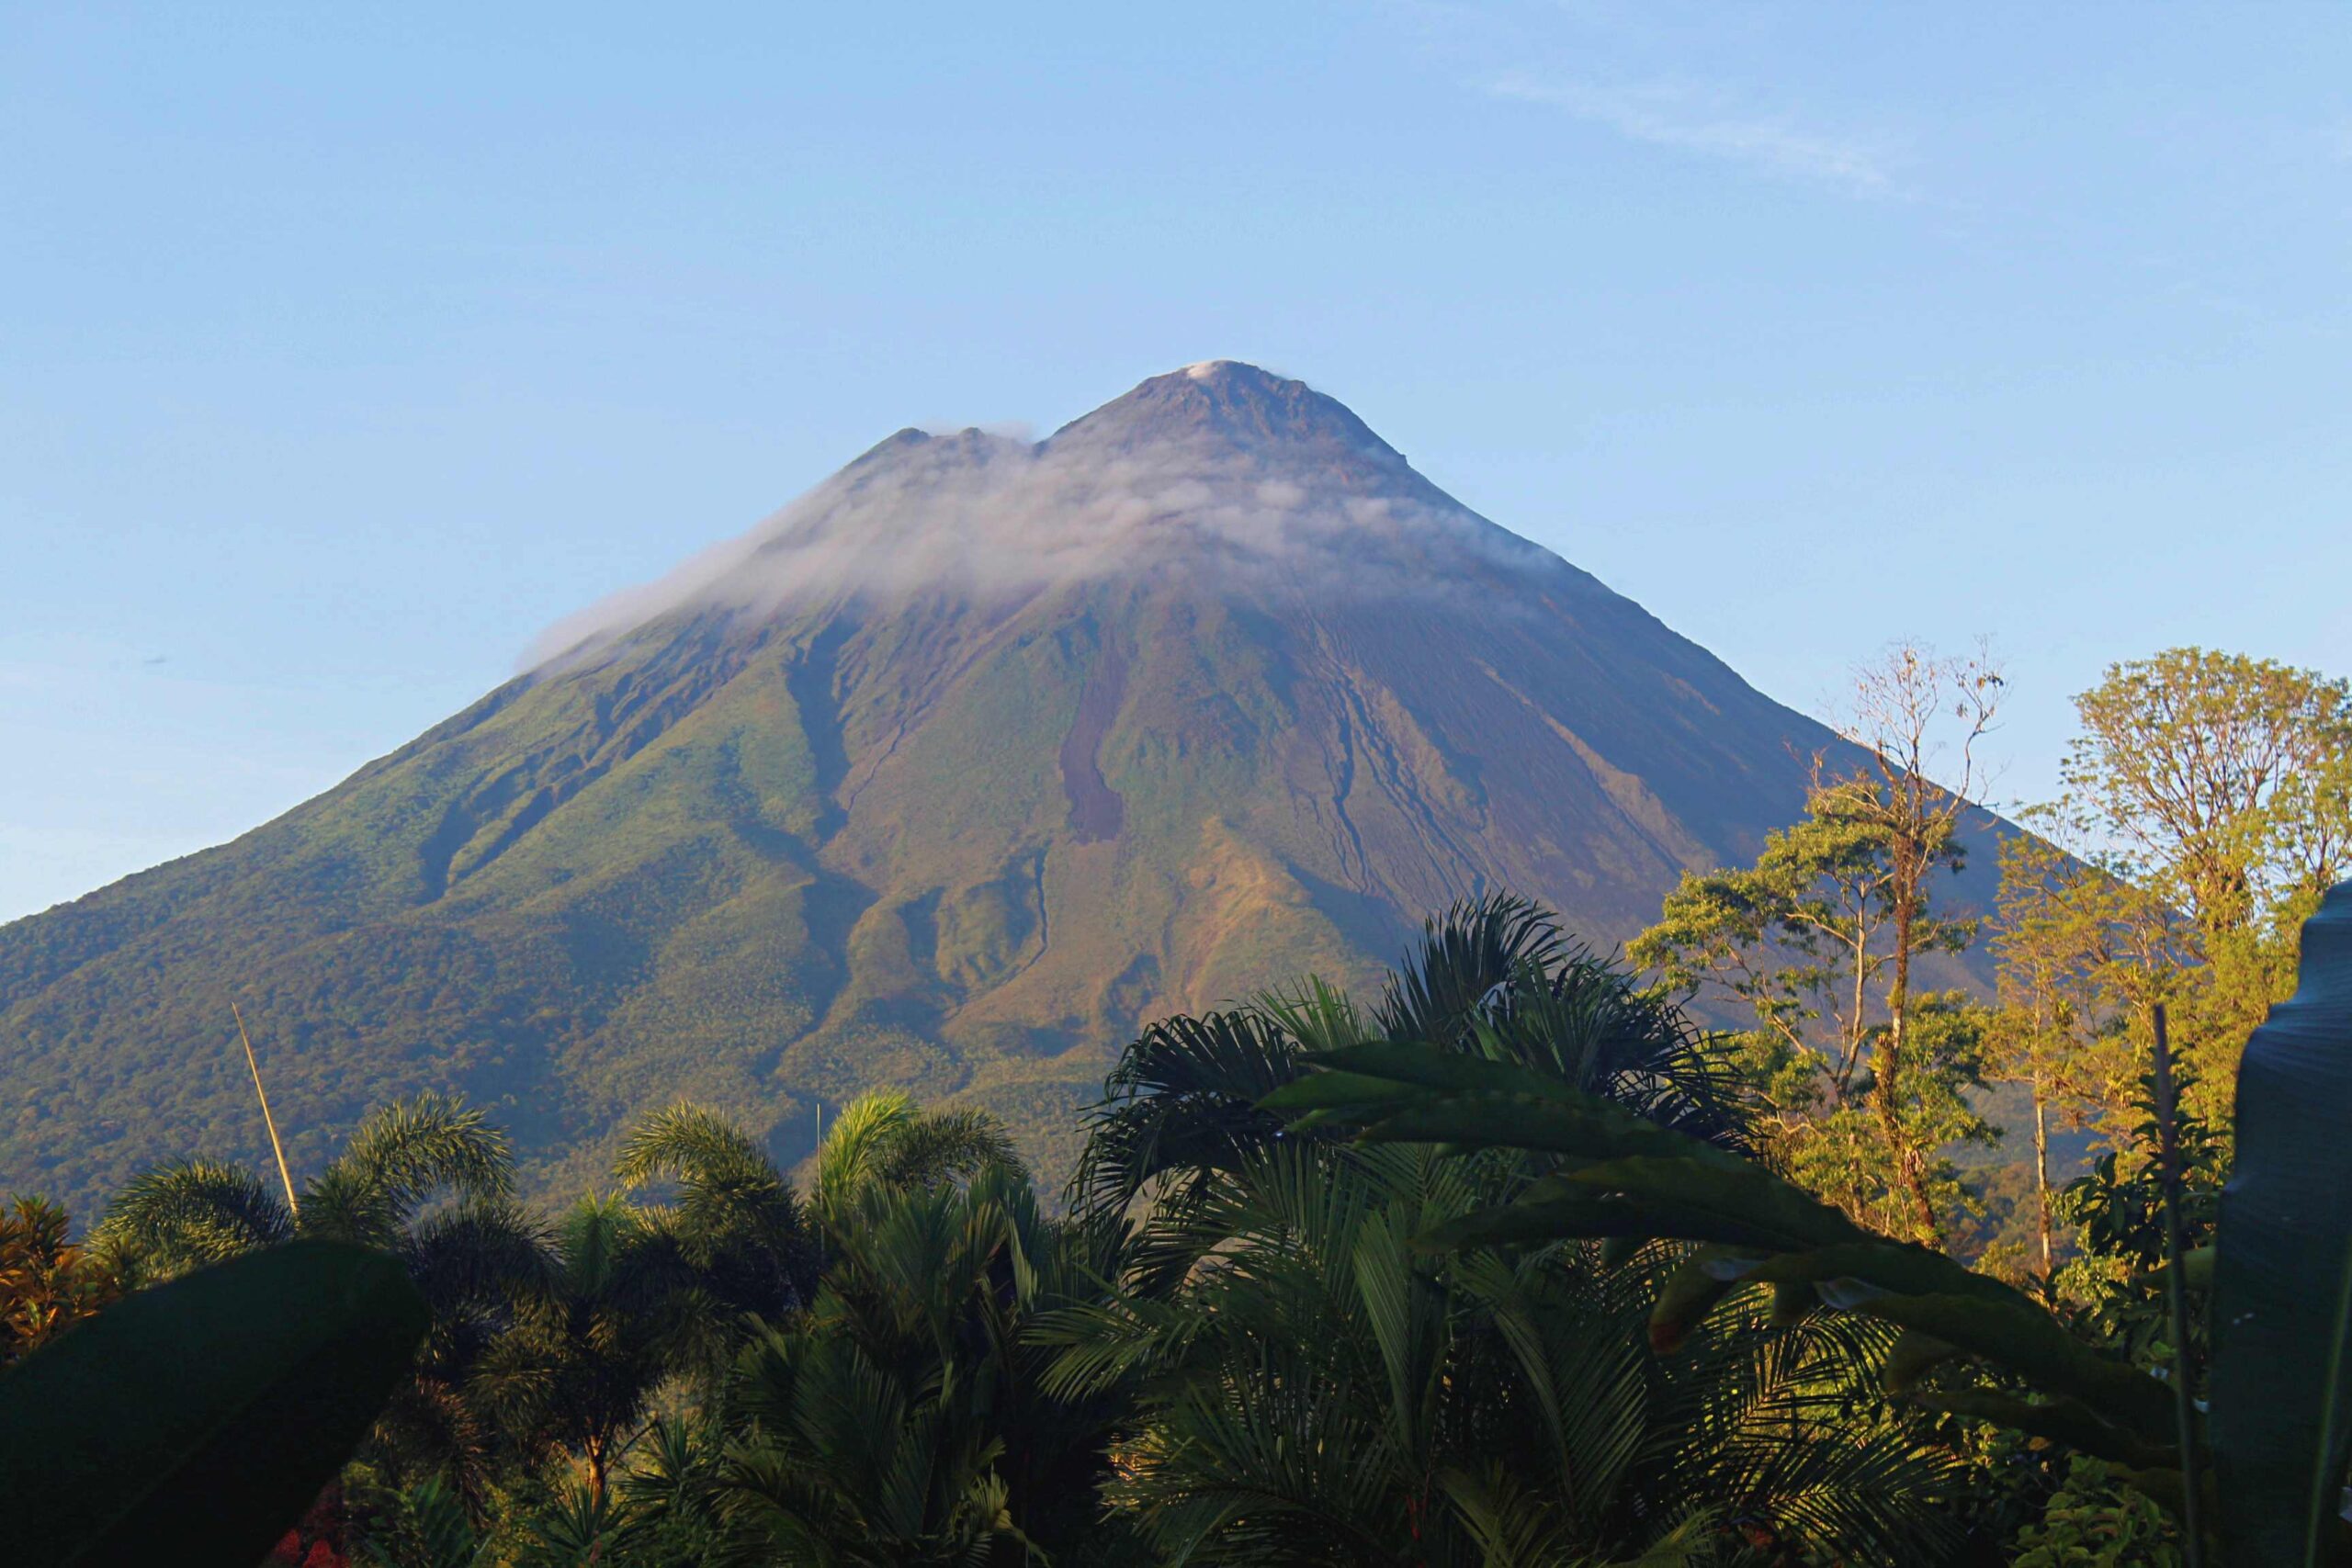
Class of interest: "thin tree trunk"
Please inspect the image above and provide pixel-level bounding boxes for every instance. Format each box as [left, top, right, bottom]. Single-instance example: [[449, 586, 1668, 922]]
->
[[1845, 936, 1871, 1100], [2033, 1075, 2052, 1277], [1881, 893, 1940, 1244]]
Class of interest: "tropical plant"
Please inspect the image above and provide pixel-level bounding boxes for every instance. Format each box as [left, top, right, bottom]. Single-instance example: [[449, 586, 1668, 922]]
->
[[1262, 1043, 2177, 1468], [354, 1476, 494, 1568], [90, 1090, 518, 1282], [2006, 1456, 2182, 1566], [1049, 896, 1958, 1562], [0, 1241, 426, 1567], [721, 1160, 1137, 1565], [0, 1193, 119, 1363], [808, 1090, 1021, 1223], [356, 1422, 751, 1568], [1073, 895, 1749, 1251], [1272, 879, 2352, 1565], [616, 1104, 815, 1329], [88, 1091, 552, 1508], [469, 1194, 708, 1508], [1043, 1137, 1959, 1564]]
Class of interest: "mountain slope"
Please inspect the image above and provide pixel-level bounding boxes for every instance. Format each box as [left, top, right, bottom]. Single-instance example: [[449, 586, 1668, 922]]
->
[[0, 363, 1976, 1215]]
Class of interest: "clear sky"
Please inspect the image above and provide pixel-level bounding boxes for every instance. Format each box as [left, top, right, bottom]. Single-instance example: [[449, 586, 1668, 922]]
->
[[6, 3, 2348, 922]]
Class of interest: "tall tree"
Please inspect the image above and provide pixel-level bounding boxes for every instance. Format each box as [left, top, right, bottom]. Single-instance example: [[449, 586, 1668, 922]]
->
[[2054, 648, 2352, 1100], [1828, 641, 2004, 1241], [1631, 695, 1998, 1247], [614, 1104, 812, 1330], [1984, 827, 2199, 1271], [808, 1091, 1020, 1226], [471, 1196, 706, 1510]]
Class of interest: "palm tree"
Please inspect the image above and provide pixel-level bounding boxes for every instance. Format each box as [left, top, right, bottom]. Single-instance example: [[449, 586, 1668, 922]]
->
[[89, 1159, 296, 1279], [610, 1094, 1015, 1344], [614, 1104, 812, 1329], [808, 1090, 1021, 1217], [1370, 895, 1750, 1151], [91, 1090, 517, 1280], [1040, 895, 1957, 1563], [1071, 896, 1748, 1274], [92, 1092, 550, 1506], [719, 1159, 1140, 1565], [470, 1195, 707, 1509]]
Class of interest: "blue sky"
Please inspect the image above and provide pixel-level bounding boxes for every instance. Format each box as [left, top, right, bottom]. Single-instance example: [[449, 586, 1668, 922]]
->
[[5, 2, 2348, 921]]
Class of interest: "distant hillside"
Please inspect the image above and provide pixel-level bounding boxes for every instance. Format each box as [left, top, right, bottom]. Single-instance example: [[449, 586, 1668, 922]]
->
[[0, 362, 1999, 1217]]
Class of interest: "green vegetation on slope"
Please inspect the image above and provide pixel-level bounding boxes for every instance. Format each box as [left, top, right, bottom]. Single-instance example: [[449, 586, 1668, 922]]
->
[[0, 534, 1889, 1223]]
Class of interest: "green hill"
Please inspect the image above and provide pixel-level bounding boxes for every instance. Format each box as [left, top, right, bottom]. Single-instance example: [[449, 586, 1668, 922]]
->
[[0, 363, 1989, 1216]]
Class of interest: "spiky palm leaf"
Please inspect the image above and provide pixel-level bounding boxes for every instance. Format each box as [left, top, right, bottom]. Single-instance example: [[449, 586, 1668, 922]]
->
[[722, 1162, 1130, 1564], [616, 1103, 811, 1323], [810, 1093, 1023, 1240], [302, 1092, 514, 1249], [1075, 897, 1748, 1260], [1069, 1007, 1310, 1223], [89, 1159, 294, 1282], [1055, 890, 1962, 1559], [1377, 892, 1570, 1045]]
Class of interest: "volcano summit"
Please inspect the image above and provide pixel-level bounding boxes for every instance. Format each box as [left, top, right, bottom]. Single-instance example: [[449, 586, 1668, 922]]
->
[[2, 363, 1863, 1211]]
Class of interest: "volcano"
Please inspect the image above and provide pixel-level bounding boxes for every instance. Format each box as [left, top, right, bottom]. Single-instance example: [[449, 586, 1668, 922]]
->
[[0, 363, 1928, 1213]]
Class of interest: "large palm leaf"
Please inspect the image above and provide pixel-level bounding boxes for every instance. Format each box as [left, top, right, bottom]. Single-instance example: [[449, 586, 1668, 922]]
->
[[1069, 1007, 1309, 1223], [302, 1092, 514, 1248], [90, 1158, 294, 1281], [616, 1103, 810, 1320], [722, 1166, 1120, 1565], [812, 1093, 1022, 1223]]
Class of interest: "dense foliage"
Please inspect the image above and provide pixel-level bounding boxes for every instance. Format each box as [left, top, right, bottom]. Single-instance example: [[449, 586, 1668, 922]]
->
[[5, 641, 2346, 1565], [0, 899, 2053, 1563]]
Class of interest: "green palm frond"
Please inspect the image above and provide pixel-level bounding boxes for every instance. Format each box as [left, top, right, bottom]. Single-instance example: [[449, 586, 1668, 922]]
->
[[615, 1103, 808, 1319], [1471, 950, 1752, 1153], [877, 1109, 1019, 1191], [1653, 1304, 1960, 1562], [1377, 891, 1567, 1045], [616, 1105, 794, 1224], [306, 1092, 514, 1247], [1252, 974, 1368, 1053], [813, 1092, 1023, 1232], [88, 1158, 293, 1281], [812, 1092, 914, 1201], [1069, 1007, 1308, 1222], [401, 1198, 554, 1320]]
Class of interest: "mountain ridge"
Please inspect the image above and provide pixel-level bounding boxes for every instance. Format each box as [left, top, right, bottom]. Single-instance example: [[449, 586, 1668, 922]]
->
[[0, 363, 1992, 1219]]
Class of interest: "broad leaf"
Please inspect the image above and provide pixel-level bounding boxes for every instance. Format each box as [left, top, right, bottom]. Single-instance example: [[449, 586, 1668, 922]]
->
[[2211, 881, 2352, 1563], [0, 1239, 428, 1567]]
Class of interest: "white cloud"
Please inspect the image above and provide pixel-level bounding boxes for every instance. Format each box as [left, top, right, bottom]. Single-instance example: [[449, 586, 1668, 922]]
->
[[524, 404, 1574, 670], [1489, 72, 1904, 198]]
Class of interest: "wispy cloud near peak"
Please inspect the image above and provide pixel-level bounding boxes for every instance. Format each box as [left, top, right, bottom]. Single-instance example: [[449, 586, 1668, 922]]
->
[[1490, 72, 1905, 198]]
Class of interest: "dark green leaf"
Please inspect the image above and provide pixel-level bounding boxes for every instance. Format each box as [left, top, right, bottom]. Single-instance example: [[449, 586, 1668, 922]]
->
[[0, 1239, 428, 1568], [2211, 882, 2352, 1564]]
